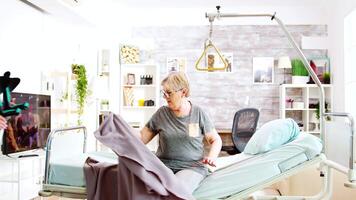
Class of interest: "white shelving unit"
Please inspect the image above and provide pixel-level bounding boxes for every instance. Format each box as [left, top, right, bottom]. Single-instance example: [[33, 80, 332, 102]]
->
[[97, 48, 111, 113], [41, 71, 77, 127], [279, 84, 333, 134], [96, 48, 121, 126], [120, 63, 160, 151]]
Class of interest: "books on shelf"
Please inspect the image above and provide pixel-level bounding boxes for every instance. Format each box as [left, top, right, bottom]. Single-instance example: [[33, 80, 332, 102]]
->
[[123, 87, 134, 106]]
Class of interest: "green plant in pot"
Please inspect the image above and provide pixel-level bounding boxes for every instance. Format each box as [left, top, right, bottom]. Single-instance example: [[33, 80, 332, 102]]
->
[[291, 59, 309, 84], [315, 102, 331, 121], [71, 64, 89, 125], [322, 72, 331, 84]]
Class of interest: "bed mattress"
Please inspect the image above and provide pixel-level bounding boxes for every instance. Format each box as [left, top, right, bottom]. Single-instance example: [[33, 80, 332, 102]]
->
[[48, 151, 117, 187], [193, 133, 322, 199], [47, 132, 321, 199]]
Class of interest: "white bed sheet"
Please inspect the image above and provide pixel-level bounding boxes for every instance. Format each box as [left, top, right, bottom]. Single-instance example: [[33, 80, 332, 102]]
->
[[47, 132, 321, 200], [193, 133, 322, 199], [48, 151, 117, 187]]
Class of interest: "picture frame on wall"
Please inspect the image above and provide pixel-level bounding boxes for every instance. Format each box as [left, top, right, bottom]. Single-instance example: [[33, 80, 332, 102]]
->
[[120, 44, 140, 64], [309, 57, 330, 84], [253, 57, 274, 84], [204, 52, 233, 72], [127, 73, 136, 85], [166, 57, 187, 73]]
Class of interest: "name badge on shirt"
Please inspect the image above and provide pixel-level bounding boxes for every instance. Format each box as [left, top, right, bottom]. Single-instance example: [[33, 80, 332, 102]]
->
[[188, 123, 200, 137]]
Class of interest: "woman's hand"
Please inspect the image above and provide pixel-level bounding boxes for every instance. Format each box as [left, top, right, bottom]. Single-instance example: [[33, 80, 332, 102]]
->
[[0, 115, 7, 130], [203, 129, 222, 167], [202, 157, 216, 167]]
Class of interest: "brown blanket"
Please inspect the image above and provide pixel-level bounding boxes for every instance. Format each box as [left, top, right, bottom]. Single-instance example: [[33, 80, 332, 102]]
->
[[84, 113, 194, 200]]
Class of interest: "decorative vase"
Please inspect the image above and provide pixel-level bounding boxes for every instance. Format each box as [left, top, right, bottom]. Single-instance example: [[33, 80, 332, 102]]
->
[[292, 76, 310, 84]]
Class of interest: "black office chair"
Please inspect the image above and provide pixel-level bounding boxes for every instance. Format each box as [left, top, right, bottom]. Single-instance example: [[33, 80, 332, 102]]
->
[[221, 108, 260, 155]]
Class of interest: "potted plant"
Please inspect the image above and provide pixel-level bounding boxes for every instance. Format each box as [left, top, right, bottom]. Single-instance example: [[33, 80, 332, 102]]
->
[[322, 72, 331, 84], [71, 64, 89, 125], [291, 59, 309, 84], [315, 102, 331, 121], [100, 99, 109, 110]]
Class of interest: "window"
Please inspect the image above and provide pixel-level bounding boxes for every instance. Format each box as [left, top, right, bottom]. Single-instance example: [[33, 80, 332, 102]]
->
[[344, 10, 356, 117]]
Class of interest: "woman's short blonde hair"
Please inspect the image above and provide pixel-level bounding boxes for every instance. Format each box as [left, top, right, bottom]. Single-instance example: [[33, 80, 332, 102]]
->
[[161, 72, 190, 97]]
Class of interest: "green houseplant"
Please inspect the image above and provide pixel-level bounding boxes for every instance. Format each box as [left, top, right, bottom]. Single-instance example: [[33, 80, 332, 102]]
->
[[291, 59, 310, 84], [322, 72, 331, 84], [315, 102, 331, 121], [71, 64, 89, 125]]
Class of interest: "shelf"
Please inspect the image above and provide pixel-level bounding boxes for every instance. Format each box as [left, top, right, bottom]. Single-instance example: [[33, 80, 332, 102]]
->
[[285, 108, 308, 111], [285, 108, 317, 111], [281, 84, 332, 88], [123, 84, 156, 88], [122, 106, 157, 109], [121, 64, 156, 68], [120, 61, 160, 151], [99, 71, 110, 76], [280, 84, 332, 136], [308, 131, 321, 134]]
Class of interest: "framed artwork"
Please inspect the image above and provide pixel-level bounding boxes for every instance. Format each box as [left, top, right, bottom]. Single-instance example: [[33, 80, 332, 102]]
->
[[166, 57, 187, 73], [253, 57, 274, 84], [309, 57, 330, 83], [204, 52, 233, 72], [120, 45, 140, 64], [127, 73, 136, 85]]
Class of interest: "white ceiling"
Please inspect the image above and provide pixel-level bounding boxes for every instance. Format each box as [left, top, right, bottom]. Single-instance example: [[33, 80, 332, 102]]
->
[[70, 0, 328, 27], [22, 0, 329, 37], [109, 0, 324, 8]]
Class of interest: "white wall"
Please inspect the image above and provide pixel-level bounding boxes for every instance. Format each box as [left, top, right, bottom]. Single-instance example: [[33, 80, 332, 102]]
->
[[326, 0, 356, 112], [324, 0, 356, 167], [0, 0, 101, 151], [0, 1, 45, 92], [0, 2, 103, 197]]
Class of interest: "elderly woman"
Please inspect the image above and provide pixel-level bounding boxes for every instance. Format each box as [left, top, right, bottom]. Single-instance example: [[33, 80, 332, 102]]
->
[[139, 72, 222, 194]]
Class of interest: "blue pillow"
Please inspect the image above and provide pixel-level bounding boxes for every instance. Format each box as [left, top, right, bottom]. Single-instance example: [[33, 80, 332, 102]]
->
[[244, 118, 300, 155]]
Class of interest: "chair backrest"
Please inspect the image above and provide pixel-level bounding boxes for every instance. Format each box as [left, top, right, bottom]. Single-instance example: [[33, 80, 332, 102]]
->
[[231, 108, 260, 152]]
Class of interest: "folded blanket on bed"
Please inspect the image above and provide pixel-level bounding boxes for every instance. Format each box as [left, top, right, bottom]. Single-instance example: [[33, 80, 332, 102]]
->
[[84, 112, 193, 200]]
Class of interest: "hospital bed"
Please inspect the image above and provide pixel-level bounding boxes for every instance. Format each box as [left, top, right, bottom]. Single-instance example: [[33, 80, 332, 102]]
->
[[39, 125, 329, 200]]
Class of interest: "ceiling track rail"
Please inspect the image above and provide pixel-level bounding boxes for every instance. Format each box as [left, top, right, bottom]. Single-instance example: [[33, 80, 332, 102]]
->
[[18, 0, 48, 14]]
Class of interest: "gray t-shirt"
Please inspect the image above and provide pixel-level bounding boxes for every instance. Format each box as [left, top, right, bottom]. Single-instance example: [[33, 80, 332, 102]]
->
[[146, 103, 214, 175]]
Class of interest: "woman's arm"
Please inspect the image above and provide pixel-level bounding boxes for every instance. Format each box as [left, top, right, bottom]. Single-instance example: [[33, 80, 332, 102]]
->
[[203, 129, 222, 167], [139, 126, 156, 144]]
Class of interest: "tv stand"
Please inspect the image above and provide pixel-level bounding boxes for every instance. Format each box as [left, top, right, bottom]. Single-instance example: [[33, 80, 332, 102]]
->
[[0, 151, 44, 200], [18, 154, 39, 158]]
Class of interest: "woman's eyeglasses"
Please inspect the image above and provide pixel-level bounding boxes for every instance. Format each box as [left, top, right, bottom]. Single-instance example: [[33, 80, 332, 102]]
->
[[160, 89, 183, 98]]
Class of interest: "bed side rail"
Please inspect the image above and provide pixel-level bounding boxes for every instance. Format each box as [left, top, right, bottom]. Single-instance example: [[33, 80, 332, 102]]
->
[[43, 126, 87, 185], [277, 150, 308, 173], [324, 112, 356, 188]]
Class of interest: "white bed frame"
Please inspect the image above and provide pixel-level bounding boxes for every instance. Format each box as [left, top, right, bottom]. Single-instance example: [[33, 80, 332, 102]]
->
[[39, 6, 356, 200], [39, 126, 88, 199]]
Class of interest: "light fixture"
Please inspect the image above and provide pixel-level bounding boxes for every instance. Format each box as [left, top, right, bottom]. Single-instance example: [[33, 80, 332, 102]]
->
[[278, 56, 292, 84]]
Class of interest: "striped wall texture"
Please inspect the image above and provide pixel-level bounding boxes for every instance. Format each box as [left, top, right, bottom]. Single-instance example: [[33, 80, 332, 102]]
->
[[132, 25, 327, 129]]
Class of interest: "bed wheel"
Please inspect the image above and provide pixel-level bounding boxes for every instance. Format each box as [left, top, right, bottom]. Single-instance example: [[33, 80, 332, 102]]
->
[[344, 182, 356, 188], [320, 171, 325, 177], [39, 190, 53, 197]]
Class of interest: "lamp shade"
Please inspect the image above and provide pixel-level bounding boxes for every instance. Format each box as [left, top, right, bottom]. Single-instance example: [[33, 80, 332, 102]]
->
[[278, 56, 292, 69]]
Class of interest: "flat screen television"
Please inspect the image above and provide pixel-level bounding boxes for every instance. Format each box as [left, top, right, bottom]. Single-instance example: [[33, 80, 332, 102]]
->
[[2, 92, 51, 155]]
